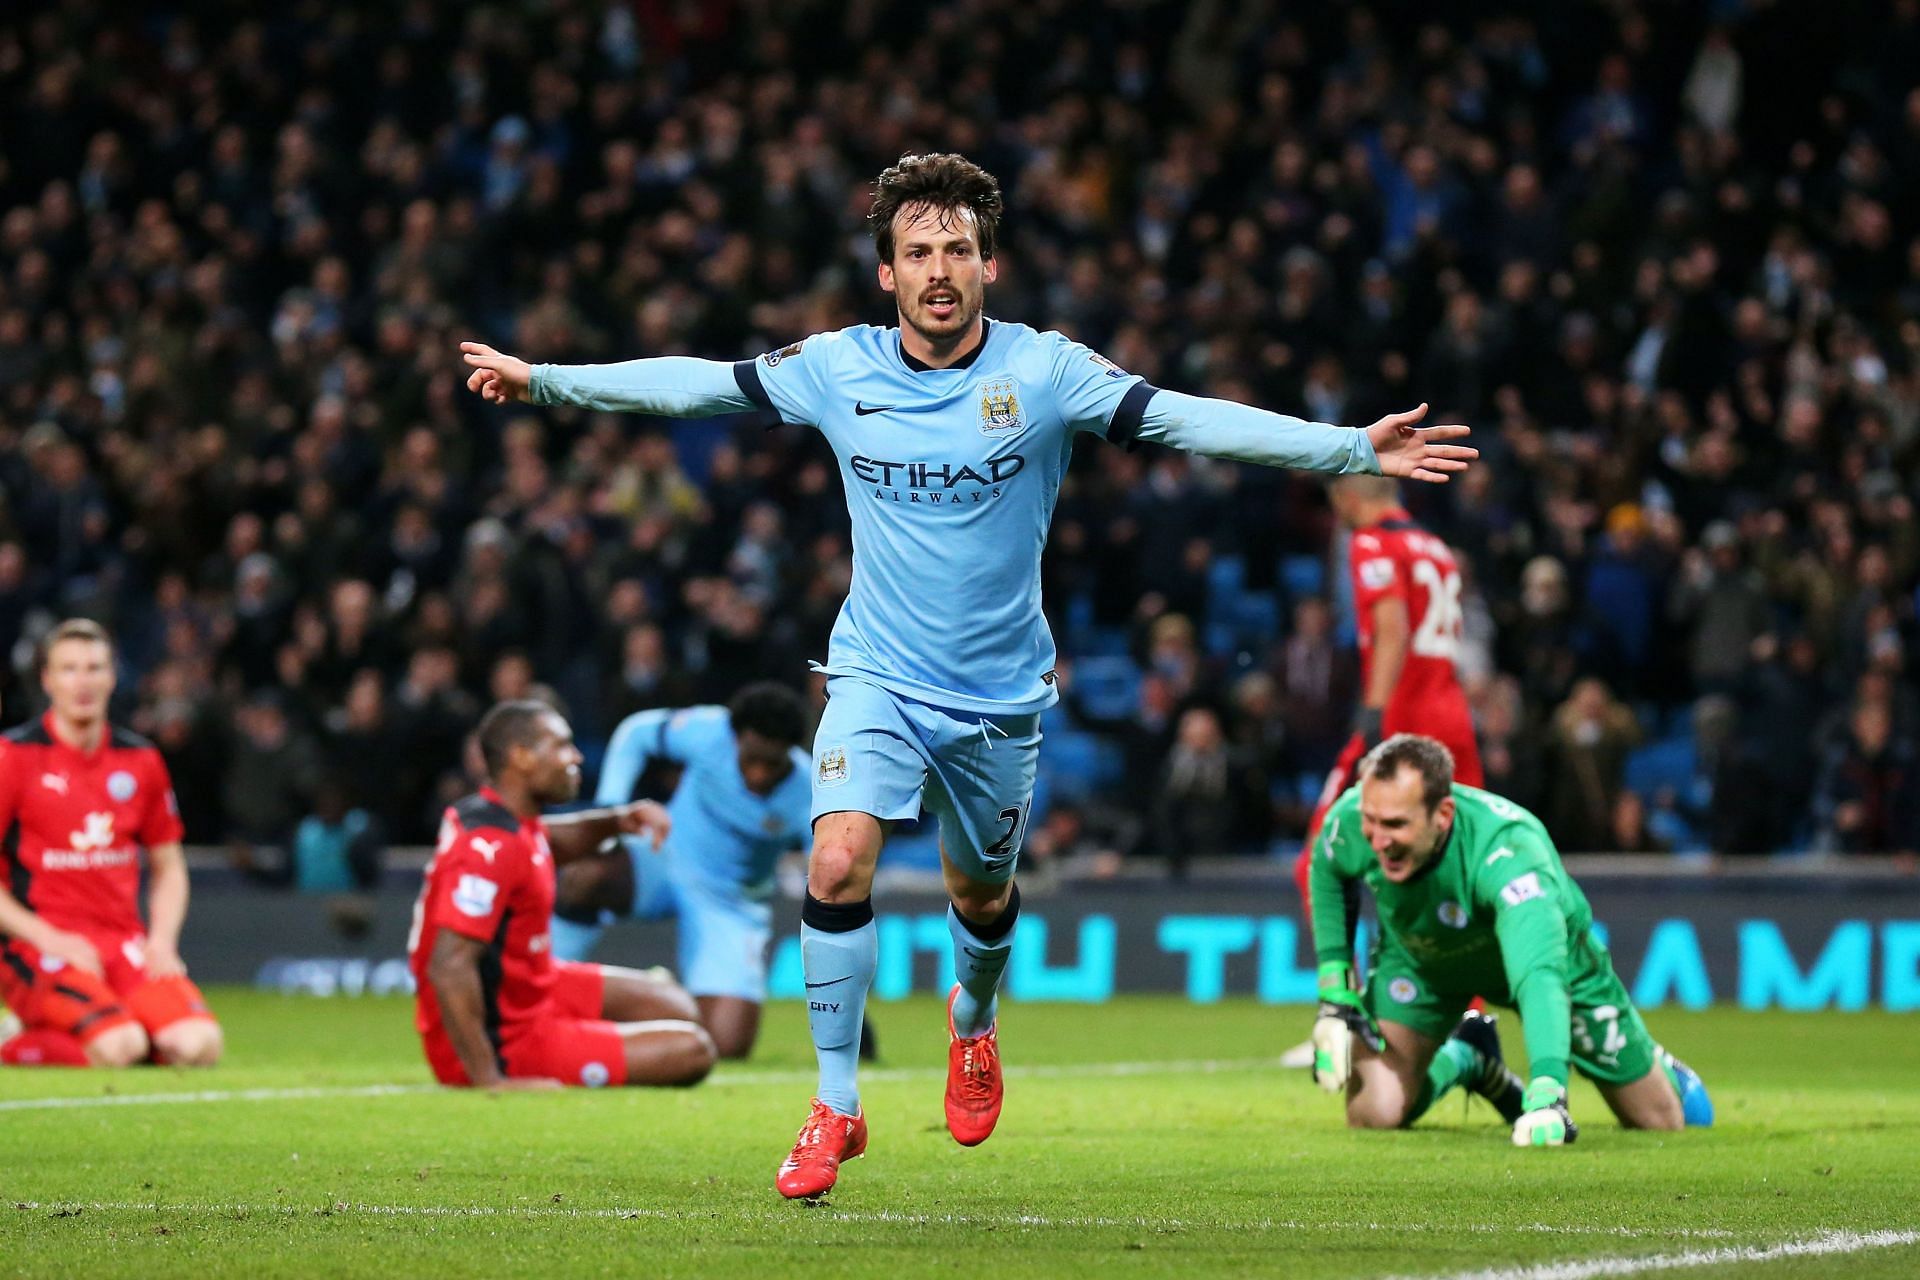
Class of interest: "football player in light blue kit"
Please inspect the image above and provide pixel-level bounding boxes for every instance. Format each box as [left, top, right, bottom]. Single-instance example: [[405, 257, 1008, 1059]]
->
[[548, 683, 812, 1061], [460, 152, 1477, 1199]]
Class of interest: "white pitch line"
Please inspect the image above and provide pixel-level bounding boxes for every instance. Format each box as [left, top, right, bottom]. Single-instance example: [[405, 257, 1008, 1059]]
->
[[10, 1200, 1753, 1241], [0, 1083, 436, 1113], [0, 1057, 1284, 1113], [1391, 1228, 1920, 1280], [710, 1055, 1289, 1087]]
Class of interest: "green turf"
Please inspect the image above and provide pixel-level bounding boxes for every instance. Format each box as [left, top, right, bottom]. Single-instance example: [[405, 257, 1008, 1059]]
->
[[0, 992, 1915, 1278]]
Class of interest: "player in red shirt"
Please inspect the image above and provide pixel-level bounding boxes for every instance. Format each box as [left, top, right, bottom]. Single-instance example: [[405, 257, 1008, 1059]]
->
[[412, 699, 717, 1089], [0, 619, 221, 1068], [1313, 475, 1484, 805], [1285, 477, 1487, 1062]]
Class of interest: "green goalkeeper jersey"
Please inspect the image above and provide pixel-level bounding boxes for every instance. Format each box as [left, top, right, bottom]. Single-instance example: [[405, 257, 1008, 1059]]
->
[[1309, 784, 1618, 1086]]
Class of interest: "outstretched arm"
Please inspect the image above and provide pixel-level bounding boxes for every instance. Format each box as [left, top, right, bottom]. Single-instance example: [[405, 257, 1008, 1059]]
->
[[1130, 392, 1475, 483], [544, 801, 671, 866], [461, 342, 758, 416]]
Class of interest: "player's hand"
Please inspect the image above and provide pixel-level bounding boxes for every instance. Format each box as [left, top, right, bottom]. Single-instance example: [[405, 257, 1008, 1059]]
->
[[614, 800, 671, 851], [1363, 404, 1476, 484], [460, 341, 534, 405], [486, 1076, 563, 1092], [40, 928, 104, 977], [144, 940, 188, 979], [1511, 1077, 1579, 1147], [1311, 987, 1382, 1094]]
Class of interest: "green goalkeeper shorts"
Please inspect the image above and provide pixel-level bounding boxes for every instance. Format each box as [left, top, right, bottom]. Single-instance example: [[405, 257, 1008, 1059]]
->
[[1363, 949, 1657, 1087]]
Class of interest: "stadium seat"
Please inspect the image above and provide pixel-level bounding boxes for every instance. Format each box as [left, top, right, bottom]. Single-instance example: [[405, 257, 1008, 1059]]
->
[[1280, 554, 1326, 602], [1073, 655, 1141, 721]]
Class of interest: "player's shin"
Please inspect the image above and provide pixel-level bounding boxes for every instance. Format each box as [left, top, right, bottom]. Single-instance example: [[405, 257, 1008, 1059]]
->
[[1404, 1038, 1478, 1124], [801, 894, 878, 1117], [948, 883, 1019, 1038]]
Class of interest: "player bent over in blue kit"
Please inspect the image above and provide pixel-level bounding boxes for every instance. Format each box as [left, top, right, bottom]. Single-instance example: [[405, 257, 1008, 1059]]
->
[[461, 153, 1477, 1199], [550, 684, 813, 1060]]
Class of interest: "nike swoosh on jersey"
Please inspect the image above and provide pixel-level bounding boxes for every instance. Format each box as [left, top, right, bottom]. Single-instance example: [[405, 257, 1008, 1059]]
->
[[854, 402, 895, 416], [805, 975, 853, 989]]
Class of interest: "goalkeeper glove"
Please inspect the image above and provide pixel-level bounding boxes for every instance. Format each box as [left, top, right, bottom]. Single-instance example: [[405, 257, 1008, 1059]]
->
[[1312, 964, 1383, 1093], [1511, 1077, 1579, 1147], [1351, 706, 1385, 749]]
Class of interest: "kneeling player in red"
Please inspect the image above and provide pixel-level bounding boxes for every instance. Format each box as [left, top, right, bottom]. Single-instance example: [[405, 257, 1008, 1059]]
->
[[0, 620, 221, 1069], [410, 700, 716, 1090]]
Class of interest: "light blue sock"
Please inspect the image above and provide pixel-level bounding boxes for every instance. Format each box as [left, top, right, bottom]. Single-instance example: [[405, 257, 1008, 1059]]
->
[[801, 898, 877, 1116], [948, 886, 1019, 1038]]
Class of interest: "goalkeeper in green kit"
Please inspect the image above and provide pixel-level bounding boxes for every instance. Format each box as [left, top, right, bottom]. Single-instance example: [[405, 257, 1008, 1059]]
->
[[1307, 734, 1714, 1145]]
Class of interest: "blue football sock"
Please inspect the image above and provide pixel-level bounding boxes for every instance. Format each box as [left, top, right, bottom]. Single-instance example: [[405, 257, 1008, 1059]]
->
[[801, 894, 877, 1117], [949, 883, 1020, 1038]]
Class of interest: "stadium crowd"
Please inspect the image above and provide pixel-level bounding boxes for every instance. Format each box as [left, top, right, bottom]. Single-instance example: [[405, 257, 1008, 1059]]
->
[[3, 0, 1920, 870]]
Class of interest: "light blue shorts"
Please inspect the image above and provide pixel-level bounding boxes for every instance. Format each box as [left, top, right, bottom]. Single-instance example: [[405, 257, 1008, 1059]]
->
[[810, 676, 1042, 884], [547, 850, 772, 1003]]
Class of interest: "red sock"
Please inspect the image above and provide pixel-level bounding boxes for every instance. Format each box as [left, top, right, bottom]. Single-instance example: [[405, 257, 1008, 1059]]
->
[[2, 1029, 91, 1066]]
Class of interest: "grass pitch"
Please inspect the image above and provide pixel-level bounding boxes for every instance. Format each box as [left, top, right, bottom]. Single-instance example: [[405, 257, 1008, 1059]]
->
[[0, 993, 1915, 1278]]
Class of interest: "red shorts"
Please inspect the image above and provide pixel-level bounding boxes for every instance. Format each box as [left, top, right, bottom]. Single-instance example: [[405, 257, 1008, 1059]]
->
[[422, 961, 628, 1088], [0, 930, 215, 1046]]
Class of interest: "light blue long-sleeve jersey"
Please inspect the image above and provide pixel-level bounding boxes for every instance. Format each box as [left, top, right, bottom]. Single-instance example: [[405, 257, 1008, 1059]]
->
[[533, 319, 1379, 712], [594, 705, 812, 901]]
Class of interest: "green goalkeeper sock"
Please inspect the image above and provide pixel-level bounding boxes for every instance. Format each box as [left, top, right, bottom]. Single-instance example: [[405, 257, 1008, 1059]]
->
[[1406, 1039, 1479, 1125]]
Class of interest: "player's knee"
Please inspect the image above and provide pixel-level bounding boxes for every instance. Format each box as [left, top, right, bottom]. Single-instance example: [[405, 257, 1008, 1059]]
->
[[1345, 1099, 1406, 1130], [671, 1026, 718, 1085], [1344, 1082, 1411, 1130], [86, 1022, 150, 1068], [156, 1019, 223, 1067], [807, 839, 872, 901], [650, 978, 700, 1025], [710, 1023, 755, 1060]]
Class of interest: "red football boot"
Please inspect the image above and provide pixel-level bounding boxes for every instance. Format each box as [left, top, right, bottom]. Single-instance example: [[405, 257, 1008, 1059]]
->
[[944, 985, 1004, 1147], [776, 1098, 868, 1199]]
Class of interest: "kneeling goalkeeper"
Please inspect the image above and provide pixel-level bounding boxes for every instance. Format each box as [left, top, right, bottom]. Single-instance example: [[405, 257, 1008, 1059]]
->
[[1307, 734, 1713, 1145]]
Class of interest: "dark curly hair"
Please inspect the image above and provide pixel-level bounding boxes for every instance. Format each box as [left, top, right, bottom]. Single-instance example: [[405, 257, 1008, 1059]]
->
[[868, 153, 1004, 264], [727, 681, 808, 747]]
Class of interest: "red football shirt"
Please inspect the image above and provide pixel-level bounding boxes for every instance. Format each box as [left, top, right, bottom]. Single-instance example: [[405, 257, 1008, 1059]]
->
[[409, 788, 558, 1049], [0, 712, 184, 936], [1348, 511, 1471, 718]]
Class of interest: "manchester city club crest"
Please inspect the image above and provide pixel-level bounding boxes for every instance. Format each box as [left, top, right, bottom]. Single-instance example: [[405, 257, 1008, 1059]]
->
[[817, 745, 849, 788], [977, 378, 1024, 436]]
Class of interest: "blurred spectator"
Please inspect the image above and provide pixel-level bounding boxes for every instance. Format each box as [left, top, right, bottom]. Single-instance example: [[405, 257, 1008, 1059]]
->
[[1543, 678, 1641, 853], [1814, 699, 1919, 856], [223, 692, 323, 862], [0, 2, 1915, 863], [1668, 522, 1771, 699], [1609, 791, 1670, 855], [1277, 597, 1355, 770], [1148, 707, 1266, 878], [289, 782, 386, 895]]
